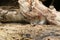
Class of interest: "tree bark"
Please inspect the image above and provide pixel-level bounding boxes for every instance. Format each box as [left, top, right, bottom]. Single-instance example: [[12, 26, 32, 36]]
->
[[0, 0, 60, 40], [0, 23, 60, 40], [18, 0, 60, 25], [0, 0, 60, 25]]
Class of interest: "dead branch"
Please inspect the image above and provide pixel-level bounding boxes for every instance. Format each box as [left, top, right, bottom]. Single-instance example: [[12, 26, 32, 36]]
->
[[0, 0, 60, 25], [18, 0, 60, 25]]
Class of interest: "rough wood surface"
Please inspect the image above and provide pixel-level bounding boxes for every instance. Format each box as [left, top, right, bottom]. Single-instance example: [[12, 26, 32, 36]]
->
[[0, 23, 60, 40], [0, 0, 60, 25], [18, 0, 60, 25], [0, 0, 60, 40]]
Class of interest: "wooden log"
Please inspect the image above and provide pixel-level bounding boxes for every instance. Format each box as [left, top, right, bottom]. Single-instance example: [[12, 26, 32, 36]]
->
[[0, 23, 60, 40], [18, 0, 60, 25], [0, 0, 60, 25]]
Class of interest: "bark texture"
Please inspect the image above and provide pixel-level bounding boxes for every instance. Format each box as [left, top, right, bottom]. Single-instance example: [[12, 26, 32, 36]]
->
[[16, 0, 60, 25], [0, 23, 60, 40], [0, 0, 60, 25], [0, 0, 60, 40]]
